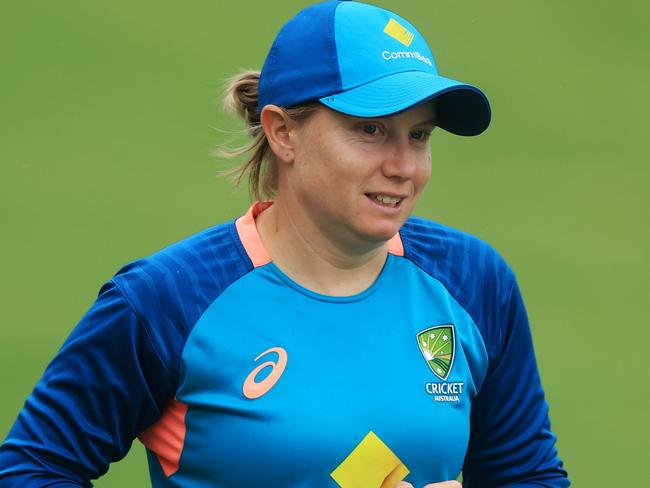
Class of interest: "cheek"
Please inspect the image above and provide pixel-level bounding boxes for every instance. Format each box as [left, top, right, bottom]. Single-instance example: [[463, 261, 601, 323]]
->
[[415, 156, 433, 190]]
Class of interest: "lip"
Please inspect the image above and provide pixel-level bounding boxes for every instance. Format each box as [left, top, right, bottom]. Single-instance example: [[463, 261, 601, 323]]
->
[[364, 192, 406, 212], [365, 191, 408, 199]]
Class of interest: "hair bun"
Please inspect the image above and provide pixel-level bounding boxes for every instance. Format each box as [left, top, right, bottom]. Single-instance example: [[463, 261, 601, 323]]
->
[[224, 70, 261, 129]]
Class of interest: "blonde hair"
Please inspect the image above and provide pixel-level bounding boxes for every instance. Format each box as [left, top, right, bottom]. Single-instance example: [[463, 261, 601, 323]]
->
[[218, 70, 320, 201]]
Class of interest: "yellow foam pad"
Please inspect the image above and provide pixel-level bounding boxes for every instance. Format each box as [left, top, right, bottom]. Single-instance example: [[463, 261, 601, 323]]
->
[[331, 431, 410, 488]]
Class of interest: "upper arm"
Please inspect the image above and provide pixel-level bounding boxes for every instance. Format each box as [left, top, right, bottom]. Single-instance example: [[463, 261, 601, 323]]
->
[[462, 281, 569, 487], [0, 281, 173, 486]]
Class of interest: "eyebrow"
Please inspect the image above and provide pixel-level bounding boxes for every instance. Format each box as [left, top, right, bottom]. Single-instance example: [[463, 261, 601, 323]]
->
[[413, 118, 437, 127]]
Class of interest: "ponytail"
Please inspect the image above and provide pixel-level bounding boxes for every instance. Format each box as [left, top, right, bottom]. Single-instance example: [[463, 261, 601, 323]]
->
[[217, 70, 319, 201]]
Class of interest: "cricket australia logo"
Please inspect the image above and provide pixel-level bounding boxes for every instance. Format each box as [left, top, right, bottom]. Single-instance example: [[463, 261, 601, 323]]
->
[[417, 325, 455, 380], [417, 325, 464, 403]]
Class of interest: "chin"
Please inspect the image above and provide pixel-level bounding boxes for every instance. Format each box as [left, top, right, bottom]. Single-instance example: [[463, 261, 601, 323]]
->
[[356, 222, 403, 244]]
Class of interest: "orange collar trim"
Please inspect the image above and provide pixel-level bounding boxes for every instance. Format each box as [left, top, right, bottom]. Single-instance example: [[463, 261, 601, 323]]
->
[[235, 202, 404, 268]]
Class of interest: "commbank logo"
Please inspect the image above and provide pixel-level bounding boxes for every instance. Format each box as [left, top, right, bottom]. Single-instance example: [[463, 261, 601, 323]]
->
[[242, 346, 287, 399], [381, 50, 432, 67], [383, 18, 415, 47], [417, 325, 455, 380], [331, 431, 409, 487]]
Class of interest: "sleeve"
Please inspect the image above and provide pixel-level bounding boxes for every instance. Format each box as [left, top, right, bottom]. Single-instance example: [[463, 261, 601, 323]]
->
[[0, 280, 173, 487], [462, 279, 570, 487]]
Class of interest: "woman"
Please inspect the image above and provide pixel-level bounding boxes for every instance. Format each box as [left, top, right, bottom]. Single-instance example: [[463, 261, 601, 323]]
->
[[0, 1, 569, 487]]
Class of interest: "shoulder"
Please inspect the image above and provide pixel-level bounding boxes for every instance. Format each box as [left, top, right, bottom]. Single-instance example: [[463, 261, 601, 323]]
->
[[400, 215, 515, 286], [399, 216, 518, 360], [112, 218, 252, 296], [108, 218, 254, 356]]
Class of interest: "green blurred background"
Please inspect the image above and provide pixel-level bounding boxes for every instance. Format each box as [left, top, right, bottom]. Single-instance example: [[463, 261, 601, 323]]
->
[[1, 1, 648, 486]]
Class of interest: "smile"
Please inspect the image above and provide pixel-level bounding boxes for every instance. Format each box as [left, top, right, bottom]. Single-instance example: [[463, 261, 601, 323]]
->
[[366, 193, 403, 208]]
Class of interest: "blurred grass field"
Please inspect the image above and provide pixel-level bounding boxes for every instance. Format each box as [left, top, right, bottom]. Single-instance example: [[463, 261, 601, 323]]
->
[[1, 1, 648, 486]]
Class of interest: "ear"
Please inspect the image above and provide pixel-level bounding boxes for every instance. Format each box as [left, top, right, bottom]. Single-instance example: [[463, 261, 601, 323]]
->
[[261, 105, 297, 164]]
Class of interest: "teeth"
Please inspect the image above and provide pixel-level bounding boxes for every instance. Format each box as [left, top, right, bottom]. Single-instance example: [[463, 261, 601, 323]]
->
[[372, 194, 401, 206]]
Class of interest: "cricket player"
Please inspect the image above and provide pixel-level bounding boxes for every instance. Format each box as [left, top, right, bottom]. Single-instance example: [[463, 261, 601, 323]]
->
[[0, 1, 569, 486]]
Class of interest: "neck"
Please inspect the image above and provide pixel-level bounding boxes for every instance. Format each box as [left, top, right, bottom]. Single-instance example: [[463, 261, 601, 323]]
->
[[255, 200, 389, 296]]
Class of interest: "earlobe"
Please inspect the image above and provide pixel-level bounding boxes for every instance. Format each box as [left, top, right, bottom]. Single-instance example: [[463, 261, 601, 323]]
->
[[261, 105, 295, 163]]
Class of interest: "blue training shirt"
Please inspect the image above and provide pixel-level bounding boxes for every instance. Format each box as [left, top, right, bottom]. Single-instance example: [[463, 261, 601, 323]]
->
[[0, 203, 569, 487]]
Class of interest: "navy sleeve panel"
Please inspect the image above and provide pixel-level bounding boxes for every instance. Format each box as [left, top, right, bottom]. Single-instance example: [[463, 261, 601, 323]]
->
[[0, 221, 253, 486], [462, 281, 568, 487], [401, 217, 569, 487], [0, 283, 161, 487], [110, 220, 253, 389]]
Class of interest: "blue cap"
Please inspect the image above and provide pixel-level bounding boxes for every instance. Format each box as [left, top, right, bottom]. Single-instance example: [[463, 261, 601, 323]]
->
[[258, 0, 491, 136]]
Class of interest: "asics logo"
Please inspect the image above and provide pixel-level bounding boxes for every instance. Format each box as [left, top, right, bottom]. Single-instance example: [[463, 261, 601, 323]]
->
[[242, 346, 288, 399]]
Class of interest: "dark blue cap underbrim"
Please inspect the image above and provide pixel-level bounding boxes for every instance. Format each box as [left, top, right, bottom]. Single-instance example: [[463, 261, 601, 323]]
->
[[319, 71, 491, 136]]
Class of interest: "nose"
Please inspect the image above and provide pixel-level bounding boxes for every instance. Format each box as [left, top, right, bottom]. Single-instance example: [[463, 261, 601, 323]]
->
[[381, 139, 422, 180]]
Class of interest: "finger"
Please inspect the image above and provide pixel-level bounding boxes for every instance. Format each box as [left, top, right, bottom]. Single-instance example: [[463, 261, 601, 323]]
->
[[423, 482, 462, 488]]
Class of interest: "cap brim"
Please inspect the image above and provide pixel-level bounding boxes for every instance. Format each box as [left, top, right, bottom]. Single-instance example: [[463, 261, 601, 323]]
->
[[319, 71, 491, 136]]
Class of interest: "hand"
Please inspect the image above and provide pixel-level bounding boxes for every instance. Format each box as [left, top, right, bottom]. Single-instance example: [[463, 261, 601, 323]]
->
[[395, 481, 461, 488]]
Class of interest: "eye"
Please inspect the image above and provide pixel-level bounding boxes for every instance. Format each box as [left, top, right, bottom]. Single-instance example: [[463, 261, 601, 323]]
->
[[361, 124, 379, 135], [410, 129, 432, 141]]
